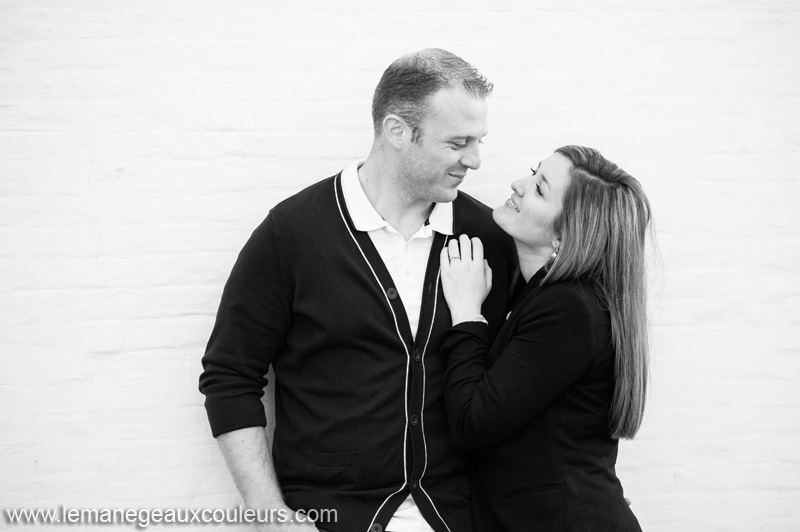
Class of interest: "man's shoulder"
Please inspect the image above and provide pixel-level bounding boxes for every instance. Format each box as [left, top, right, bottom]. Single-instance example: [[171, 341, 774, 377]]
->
[[453, 190, 492, 218], [270, 173, 339, 216], [453, 191, 509, 245], [249, 173, 344, 245]]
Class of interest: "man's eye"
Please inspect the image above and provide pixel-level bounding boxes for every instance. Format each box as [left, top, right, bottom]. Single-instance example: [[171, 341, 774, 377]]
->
[[451, 142, 466, 149]]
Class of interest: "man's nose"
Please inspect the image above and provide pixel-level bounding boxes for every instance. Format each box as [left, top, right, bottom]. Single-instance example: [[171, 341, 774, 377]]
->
[[460, 143, 481, 170]]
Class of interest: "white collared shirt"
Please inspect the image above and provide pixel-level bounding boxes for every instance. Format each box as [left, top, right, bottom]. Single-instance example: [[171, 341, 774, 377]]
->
[[340, 160, 450, 532], [341, 160, 453, 337]]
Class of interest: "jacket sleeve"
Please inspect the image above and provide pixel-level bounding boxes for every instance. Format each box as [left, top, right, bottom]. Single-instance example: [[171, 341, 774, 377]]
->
[[442, 284, 598, 449], [199, 213, 293, 437]]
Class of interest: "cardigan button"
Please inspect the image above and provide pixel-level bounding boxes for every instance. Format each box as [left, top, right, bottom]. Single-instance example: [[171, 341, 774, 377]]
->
[[413, 349, 421, 362], [371, 524, 383, 532], [411, 480, 418, 490], [410, 415, 419, 427], [386, 287, 398, 300]]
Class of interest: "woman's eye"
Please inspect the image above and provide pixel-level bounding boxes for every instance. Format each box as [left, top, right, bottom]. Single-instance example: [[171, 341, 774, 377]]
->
[[535, 183, 542, 196], [530, 167, 537, 176]]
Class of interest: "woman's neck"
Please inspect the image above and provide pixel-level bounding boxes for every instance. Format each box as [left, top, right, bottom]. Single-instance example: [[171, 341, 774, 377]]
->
[[514, 242, 553, 282]]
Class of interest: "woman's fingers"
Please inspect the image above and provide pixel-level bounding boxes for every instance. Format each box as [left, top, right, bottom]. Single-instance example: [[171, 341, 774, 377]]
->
[[440, 237, 492, 317], [440, 245, 450, 269], [443, 235, 486, 270], [459, 234, 472, 261], [448, 238, 461, 261], [471, 237, 484, 263]]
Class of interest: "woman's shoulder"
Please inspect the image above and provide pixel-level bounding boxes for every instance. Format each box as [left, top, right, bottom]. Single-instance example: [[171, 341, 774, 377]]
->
[[522, 279, 612, 357], [509, 278, 611, 360], [525, 278, 608, 325], [538, 277, 601, 303]]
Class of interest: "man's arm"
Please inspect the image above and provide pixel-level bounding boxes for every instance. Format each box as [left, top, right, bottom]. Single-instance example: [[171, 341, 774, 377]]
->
[[217, 427, 319, 531], [217, 427, 284, 511], [201, 215, 318, 530]]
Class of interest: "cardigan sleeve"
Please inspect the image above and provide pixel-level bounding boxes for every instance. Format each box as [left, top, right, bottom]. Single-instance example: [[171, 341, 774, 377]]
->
[[199, 213, 293, 437], [442, 284, 599, 450]]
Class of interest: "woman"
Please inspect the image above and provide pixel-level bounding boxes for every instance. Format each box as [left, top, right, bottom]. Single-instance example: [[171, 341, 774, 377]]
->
[[439, 145, 649, 531]]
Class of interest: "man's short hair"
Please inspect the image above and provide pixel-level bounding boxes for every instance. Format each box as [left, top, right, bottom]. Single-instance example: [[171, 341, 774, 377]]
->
[[371, 48, 493, 141]]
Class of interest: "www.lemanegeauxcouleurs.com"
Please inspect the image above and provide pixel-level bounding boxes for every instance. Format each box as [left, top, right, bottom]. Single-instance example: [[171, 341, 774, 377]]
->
[[4, 505, 338, 527]]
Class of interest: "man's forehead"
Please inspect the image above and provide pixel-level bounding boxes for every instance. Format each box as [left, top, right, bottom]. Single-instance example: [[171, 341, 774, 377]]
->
[[426, 85, 486, 110], [424, 87, 488, 135]]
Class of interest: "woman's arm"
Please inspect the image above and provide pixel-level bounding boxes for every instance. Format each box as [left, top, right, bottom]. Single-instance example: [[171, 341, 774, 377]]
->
[[441, 284, 598, 450]]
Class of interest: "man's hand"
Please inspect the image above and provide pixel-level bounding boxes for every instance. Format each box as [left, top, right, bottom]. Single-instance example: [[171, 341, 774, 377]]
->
[[216, 427, 320, 531]]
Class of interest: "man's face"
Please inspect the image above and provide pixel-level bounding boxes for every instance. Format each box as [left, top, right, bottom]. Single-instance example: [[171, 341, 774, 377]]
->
[[399, 86, 489, 204]]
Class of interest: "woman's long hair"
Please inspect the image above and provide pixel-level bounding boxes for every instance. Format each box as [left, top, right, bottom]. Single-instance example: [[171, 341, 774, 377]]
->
[[544, 145, 651, 439]]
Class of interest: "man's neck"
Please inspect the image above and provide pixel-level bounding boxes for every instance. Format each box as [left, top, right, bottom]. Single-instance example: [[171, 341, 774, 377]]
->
[[358, 158, 435, 240]]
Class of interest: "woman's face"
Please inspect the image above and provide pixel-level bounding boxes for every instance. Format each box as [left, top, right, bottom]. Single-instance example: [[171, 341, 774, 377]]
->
[[492, 152, 572, 254]]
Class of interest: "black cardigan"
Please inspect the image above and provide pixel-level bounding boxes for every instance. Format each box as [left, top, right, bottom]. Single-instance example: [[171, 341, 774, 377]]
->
[[441, 269, 642, 532], [199, 173, 515, 532]]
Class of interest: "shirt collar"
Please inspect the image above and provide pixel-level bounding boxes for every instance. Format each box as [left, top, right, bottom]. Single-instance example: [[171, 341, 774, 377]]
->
[[340, 160, 454, 236]]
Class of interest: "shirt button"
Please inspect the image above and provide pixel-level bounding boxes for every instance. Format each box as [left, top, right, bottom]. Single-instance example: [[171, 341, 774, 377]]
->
[[413, 349, 421, 362], [386, 287, 398, 300], [371, 524, 383, 532], [410, 415, 419, 426]]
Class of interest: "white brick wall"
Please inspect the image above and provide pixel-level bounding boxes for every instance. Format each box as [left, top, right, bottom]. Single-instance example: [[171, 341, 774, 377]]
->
[[1, 1, 798, 530]]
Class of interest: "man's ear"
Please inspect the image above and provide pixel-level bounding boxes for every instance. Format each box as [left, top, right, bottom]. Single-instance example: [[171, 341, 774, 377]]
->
[[382, 114, 410, 149]]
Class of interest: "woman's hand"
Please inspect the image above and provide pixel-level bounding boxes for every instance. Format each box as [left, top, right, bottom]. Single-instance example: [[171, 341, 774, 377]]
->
[[439, 234, 493, 325]]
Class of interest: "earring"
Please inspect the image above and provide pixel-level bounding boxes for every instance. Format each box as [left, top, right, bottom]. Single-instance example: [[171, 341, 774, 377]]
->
[[550, 242, 560, 260]]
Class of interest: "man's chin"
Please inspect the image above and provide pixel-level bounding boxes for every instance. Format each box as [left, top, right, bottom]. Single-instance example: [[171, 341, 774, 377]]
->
[[435, 189, 459, 203]]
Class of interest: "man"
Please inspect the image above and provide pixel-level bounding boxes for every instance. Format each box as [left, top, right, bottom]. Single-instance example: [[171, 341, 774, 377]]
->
[[200, 49, 515, 532]]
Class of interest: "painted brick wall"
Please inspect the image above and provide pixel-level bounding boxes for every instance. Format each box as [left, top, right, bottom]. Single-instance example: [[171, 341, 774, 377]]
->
[[1, 1, 798, 530]]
